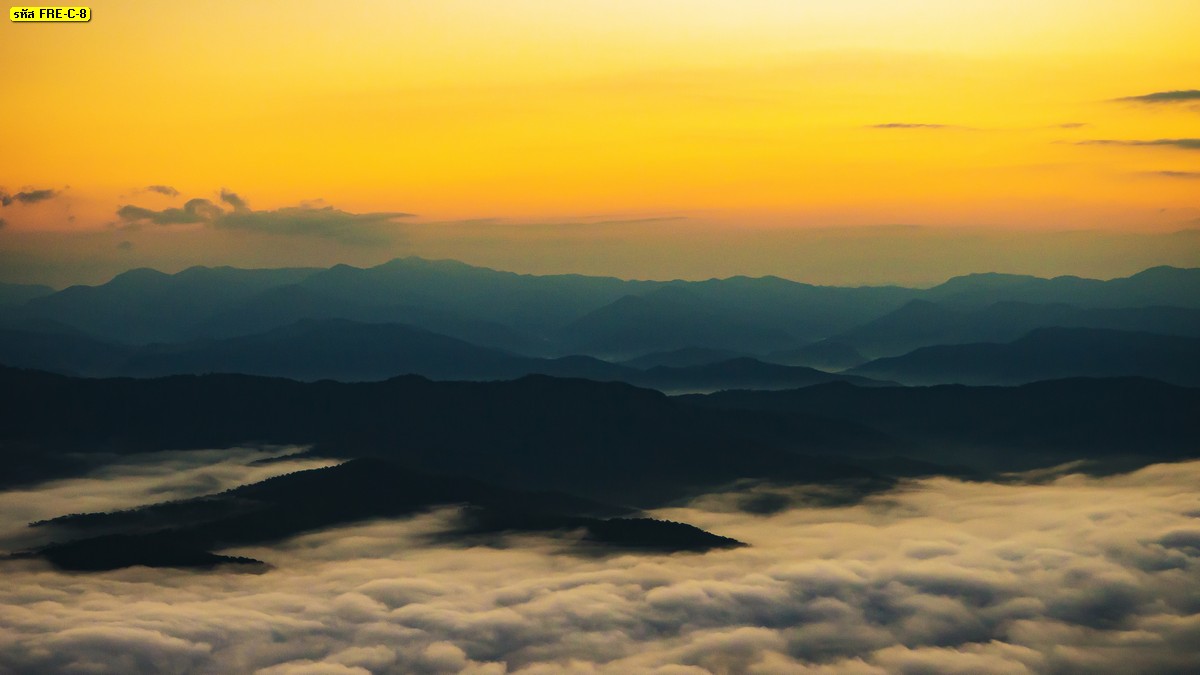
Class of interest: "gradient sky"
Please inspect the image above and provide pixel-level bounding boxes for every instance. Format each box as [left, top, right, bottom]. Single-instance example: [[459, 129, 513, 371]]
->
[[1, 0, 1198, 286]]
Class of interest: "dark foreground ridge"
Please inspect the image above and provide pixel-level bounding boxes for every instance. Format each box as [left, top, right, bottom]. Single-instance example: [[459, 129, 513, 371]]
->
[[25, 458, 744, 571], [0, 365, 893, 504], [3, 365, 1197, 500]]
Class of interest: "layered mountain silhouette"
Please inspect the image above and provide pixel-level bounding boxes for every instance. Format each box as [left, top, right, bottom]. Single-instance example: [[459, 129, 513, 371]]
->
[[13, 266, 317, 344], [556, 289, 796, 358], [848, 327, 1200, 386], [838, 299, 1200, 358], [0, 319, 891, 392], [194, 283, 546, 354], [6, 258, 1196, 364]]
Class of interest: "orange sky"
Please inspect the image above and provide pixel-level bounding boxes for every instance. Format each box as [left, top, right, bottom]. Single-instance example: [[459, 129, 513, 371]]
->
[[1, 1, 1198, 285]]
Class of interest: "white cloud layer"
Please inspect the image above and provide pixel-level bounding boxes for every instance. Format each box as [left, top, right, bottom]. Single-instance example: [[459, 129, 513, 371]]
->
[[2, 456, 1199, 674]]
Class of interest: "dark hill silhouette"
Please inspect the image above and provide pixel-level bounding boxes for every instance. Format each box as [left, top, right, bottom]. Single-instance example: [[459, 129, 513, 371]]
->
[[848, 327, 1200, 386], [26, 458, 742, 570], [0, 366, 892, 504], [685, 377, 1200, 472]]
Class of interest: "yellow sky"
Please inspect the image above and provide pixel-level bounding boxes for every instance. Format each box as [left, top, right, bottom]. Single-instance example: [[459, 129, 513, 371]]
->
[[1, 1, 1198, 283]]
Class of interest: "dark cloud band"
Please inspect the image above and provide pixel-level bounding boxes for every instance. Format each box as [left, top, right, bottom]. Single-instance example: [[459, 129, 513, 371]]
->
[[116, 190, 414, 243], [0, 188, 60, 207], [1117, 89, 1200, 103], [1079, 138, 1200, 150], [1142, 170, 1200, 179], [868, 123, 955, 129]]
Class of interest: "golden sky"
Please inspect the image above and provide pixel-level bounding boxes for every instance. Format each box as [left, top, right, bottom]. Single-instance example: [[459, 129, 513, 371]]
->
[[1, 0, 1198, 284]]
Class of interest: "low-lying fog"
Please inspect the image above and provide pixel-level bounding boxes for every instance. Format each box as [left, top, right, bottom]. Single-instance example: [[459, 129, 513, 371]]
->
[[2, 449, 1198, 674]]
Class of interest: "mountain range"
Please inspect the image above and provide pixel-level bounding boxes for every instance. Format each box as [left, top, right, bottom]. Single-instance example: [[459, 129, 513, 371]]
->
[[8, 258, 1196, 356], [2, 259, 1197, 571], [848, 327, 1200, 386], [1, 258, 1197, 390]]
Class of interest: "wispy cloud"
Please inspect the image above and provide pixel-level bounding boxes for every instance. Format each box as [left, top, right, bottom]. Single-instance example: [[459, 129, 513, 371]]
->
[[214, 206, 414, 243], [1116, 89, 1200, 104], [0, 448, 334, 549], [1078, 138, 1200, 150], [143, 185, 180, 197], [0, 188, 60, 207], [868, 123, 961, 130], [218, 188, 249, 212], [116, 190, 415, 244], [116, 198, 222, 226], [1140, 170, 1200, 179]]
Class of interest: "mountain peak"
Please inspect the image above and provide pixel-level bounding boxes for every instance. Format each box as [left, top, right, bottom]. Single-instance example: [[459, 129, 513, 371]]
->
[[930, 272, 1041, 292], [108, 267, 171, 285]]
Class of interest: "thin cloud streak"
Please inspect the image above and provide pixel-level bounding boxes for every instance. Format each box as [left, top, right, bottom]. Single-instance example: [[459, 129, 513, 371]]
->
[[1116, 89, 1200, 103], [0, 188, 60, 207], [1140, 171, 1200, 179], [867, 123, 959, 130], [1078, 139, 1200, 150]]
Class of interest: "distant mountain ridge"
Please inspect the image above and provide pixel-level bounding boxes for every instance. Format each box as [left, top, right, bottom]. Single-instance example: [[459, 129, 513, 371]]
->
[[556, 289, 797, 358], [838, 299, 1200, 358], [0, 282, 54, 306], [924, 265, 1200, 309], [0, 318, 892, 392], [848, 327, 1200, 386], [2, 258, 1196, 369]]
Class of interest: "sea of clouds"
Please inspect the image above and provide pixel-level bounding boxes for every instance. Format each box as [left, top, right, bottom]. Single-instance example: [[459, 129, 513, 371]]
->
[[1, 450, 1198, 674]]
